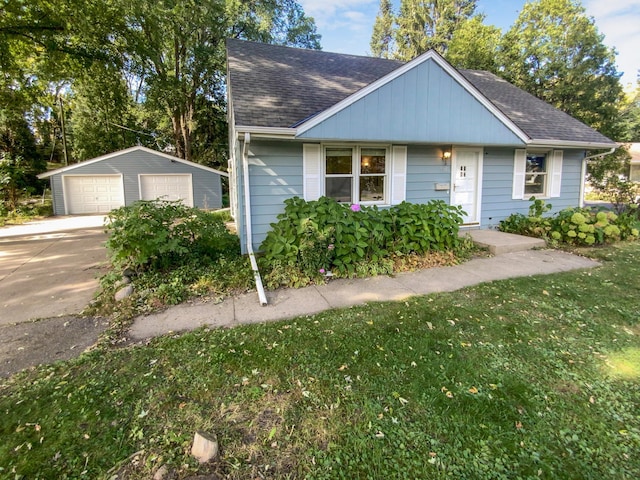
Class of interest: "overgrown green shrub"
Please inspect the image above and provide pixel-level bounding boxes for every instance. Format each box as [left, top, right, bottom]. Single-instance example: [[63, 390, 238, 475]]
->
[[105, 200, 238, 271], [499, 198, 640, 246], [260, 196, 465, 287], [0, 197, 52, 226]]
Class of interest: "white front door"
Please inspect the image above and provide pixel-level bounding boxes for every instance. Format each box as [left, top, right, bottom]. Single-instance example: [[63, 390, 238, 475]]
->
[[451, 149, 482, 224]]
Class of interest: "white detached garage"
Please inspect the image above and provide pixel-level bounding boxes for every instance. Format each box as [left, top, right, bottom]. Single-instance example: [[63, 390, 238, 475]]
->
[[39, 146, 227, 215]]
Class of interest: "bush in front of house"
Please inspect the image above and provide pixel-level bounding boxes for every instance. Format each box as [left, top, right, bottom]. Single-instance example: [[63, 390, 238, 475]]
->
[[105, 200, 239, 272], [499, 197, 640, 246], [94, 201, 253, 320], [260, 196, 466, 288]]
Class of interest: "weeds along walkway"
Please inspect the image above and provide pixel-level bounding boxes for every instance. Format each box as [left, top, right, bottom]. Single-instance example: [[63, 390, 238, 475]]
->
[[128, 249, 599, 341]]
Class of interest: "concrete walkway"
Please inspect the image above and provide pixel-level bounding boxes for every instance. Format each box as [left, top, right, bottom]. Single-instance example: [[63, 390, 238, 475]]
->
[[129, 248, 599, 341]]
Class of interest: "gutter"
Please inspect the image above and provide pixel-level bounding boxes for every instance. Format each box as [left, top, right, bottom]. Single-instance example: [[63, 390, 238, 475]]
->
[[580, 147, 617, 207], [241, 132, 268, 306]]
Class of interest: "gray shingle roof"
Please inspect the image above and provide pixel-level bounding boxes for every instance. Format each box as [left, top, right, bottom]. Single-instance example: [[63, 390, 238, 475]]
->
[[458, 69, 614, 145], [226, 39, 614, 146], [227, 39, 402, 128]]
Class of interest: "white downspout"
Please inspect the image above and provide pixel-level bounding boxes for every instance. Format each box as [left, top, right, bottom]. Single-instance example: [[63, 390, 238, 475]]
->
[[580, 147, 616, 207], [241, 133, 268, 306]]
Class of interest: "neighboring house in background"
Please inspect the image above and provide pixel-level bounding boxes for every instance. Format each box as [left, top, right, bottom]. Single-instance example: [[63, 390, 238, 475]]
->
[[628, 143, 640, 182], [39, 146, 227, 215], [226, 39, 616, 254]]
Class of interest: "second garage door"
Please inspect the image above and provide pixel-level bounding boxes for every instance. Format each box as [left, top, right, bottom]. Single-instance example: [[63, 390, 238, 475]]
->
[[64, 175, 125, 214], [139, 174, 194, 207]]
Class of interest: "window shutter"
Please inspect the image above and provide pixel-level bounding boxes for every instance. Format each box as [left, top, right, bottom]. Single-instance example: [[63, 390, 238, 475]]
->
[[512, 149, 526, 200], [303, 144, 322, 201], [549, 150, 563, 198], [390, 145, 407, 205]]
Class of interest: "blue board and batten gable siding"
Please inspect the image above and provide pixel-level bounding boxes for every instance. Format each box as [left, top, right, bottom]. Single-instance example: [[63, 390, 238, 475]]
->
[[47, 149, 224, 215], [297, 59, 524, 145]]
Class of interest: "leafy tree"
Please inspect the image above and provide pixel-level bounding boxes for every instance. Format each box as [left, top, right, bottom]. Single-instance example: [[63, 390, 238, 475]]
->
[[1, 0, 320, 169], [0, 155, 31, 210], [498, 0, 624, 140], [119, 0, 320, 163], [370, 0, 395, 58], [446, 16, 501, 72], [394, 0, 477, 60], [67, 64, 139, 161], [0, 88, 46, 210], [620, 75, 640, 142]]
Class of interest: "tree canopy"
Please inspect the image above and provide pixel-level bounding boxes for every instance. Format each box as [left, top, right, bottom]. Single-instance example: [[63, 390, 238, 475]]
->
[[370, 0, 477, 60], [0, 0, 321, 171], [498, 0, 623, 140]]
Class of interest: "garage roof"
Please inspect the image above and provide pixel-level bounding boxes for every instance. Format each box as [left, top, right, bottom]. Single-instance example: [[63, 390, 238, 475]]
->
[[38, 146, 228, 179]]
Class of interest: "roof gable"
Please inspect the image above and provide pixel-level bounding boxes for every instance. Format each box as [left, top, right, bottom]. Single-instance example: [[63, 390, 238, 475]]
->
[[38, 146, 228, 179], [296, 50, 526, 145]]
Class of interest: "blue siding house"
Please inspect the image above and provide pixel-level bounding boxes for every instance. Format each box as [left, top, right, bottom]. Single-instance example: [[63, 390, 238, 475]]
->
[[39, 146, 227, 215], [226, 39, 616, 254]]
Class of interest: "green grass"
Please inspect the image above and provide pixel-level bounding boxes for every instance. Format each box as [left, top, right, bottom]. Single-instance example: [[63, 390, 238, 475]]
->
[[1, 244, 639, 479]]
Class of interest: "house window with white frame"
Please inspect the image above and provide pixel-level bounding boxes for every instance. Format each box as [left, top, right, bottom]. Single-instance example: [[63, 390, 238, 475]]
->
[[525, 151, 548, 196], [325, 146, 388, 204]]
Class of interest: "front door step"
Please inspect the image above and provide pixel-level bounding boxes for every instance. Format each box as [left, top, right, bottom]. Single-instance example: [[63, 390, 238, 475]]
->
[[462, 230, 546, 255]]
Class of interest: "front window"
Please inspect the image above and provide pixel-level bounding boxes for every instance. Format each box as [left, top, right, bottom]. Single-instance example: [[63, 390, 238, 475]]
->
[[325, 148, 353, 202], [325, 146, 388, 203], [525, 152, 548, 195]]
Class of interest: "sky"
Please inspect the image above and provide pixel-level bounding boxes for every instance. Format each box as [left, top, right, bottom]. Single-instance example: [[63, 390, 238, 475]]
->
[[298, 0, 640, 88]]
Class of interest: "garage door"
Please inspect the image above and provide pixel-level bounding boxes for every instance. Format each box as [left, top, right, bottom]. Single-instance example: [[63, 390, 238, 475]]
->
[[139, 174, 193, 207], [64, 175, 125, 214]]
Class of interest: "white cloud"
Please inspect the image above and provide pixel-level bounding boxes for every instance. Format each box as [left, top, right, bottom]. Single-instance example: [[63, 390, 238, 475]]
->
[[584, 0, 640, 18], [299, 0, 376, 29], [584, 0, 640, 85]]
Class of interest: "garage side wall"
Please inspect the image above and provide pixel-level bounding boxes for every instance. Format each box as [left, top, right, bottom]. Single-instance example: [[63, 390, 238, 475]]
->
[[49, 175, 66, 216], [49, 150, 224, 214]]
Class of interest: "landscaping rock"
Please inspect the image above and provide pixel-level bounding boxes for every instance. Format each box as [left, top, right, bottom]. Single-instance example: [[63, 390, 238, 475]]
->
[[153, 465, 170, 480], [121, 275, 131, 285], [115, 285, 134, 301], [191, 431, 219, 463]]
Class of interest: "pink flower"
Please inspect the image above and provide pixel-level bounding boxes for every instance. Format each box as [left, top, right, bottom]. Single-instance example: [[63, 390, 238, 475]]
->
[[350, 204, 361, 212], [319, 268, 326, 274], [328, 244, 335, 250]]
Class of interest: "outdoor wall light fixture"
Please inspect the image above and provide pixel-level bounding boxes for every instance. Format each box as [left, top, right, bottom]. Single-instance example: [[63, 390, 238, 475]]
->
[[442, 149, 452, 163]]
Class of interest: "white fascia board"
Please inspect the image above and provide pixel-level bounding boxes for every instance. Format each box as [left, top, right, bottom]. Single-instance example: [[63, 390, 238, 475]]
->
[[37, 146, 228, 179], [294, 50, 531, 144], [526, 139, 619, 150], [38, 145, 145, 178], [235, 126, 297, 138]]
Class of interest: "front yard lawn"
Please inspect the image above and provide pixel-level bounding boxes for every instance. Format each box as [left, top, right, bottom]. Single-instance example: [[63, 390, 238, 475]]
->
[[1, 243, 639, 479]]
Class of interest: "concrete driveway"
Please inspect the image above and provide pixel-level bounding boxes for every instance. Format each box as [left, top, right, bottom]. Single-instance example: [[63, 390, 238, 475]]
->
[[0, 216, 109, 326]]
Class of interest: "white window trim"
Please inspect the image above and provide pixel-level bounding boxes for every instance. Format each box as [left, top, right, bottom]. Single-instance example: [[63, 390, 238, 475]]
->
[[322, 144, 391, 205], [513, 149, 563, 200]]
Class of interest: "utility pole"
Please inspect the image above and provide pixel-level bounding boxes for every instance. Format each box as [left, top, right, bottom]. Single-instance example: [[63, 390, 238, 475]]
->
[[58, 96, 69, 165]]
